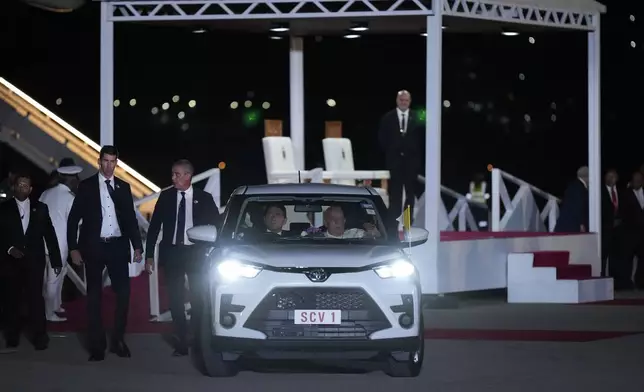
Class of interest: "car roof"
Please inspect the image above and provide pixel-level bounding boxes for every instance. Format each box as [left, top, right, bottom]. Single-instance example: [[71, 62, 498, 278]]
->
[[238, 183, 378, 196]]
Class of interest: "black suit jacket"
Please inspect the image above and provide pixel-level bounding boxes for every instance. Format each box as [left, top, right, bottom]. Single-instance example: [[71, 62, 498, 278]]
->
[[554, 178, 588, 233], [0, 198, 62, 269], [622, 188, 644, 239], [377, 109, 422, 170], [67, 173, 142, 255], [601, 185, 623, 233], [145, 187, 220, 263]]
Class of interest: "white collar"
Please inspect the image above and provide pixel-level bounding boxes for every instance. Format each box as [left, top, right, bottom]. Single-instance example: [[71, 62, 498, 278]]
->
[[177, 186, 193, 195], [396, 108, 409, 116], [99, 172, 114, 183], [578, 178, 587, 188], [15, 197, 29, 206]]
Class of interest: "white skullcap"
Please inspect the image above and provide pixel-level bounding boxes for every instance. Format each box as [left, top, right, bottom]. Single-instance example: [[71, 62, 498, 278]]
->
[[57, 165, 83, 175]]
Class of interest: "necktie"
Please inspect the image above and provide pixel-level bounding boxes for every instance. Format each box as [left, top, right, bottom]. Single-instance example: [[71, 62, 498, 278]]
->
[[400, 113, 406, 134], [105, 179, 115, 195], [611, 187, 618, 212], [175, 191, 186, 245]]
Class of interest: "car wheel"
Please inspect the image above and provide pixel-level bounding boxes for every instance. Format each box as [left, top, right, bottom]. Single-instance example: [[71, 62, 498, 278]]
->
[[383, 316, 424, 378], [192, 305, 239, 377]]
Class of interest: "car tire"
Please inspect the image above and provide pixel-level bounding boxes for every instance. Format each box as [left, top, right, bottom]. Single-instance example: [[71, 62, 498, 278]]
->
[[192, 305, 239, 378], [383, 316, 424, 378]]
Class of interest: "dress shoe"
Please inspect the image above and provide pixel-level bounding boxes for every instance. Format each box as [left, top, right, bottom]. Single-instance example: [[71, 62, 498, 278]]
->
[[88, 352, 105, 361], [47, 314, 67, 322], [109, 341, 131, 358]]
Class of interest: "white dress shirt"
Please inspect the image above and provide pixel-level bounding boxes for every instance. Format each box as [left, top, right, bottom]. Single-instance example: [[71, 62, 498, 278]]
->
[[634, 188, 644, 209], [173, 186, 194, 245], [16, 198, 30, 234], [396, 108, 409, 134], [99, 173, 122, 238], [39, 183, 75, 259], [606, 185, 619, 206]]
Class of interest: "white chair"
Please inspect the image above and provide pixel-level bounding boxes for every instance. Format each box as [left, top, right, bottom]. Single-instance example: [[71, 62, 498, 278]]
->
[[322, 137, 390, 206], [263, 136, 321, 183]]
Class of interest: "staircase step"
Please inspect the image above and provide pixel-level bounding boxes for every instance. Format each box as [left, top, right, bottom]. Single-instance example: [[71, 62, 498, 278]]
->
[[532, 251, 570, 268], [555, 264, 592, 280], [508, 277, 614, 303]]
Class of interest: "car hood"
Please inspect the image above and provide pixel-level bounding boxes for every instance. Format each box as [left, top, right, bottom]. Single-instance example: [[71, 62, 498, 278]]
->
[[220, 244, 404, 268]]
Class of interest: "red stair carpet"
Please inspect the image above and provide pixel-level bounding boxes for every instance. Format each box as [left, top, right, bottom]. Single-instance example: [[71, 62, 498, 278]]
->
[[531, 251, 595, 280]]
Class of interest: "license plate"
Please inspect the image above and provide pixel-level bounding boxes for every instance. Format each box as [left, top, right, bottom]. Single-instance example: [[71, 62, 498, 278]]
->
[[294, 310, 341, 325]]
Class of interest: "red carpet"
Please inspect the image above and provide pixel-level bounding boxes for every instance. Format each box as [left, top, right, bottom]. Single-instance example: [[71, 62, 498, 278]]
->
[[48, 272, 173, 334], [423, 329, 641, 342]]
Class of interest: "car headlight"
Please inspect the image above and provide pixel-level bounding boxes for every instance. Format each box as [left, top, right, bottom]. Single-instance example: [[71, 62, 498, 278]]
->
[[373, 260, 416, 279], [215, 260, 262, 281]]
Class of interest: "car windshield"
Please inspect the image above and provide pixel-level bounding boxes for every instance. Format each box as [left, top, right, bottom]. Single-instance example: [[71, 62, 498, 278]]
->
[[232, 196, 389, 244]]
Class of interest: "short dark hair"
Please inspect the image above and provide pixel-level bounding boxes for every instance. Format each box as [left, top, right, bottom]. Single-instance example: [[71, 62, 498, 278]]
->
[[12, 170, 32, 185], [264, 203, 286, 216], [99, 145, 119, 160], [172, 159, 194, 175]]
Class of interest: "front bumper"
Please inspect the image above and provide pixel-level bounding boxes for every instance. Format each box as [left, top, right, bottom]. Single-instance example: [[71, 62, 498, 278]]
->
[[208, 268, 421, 342], [211, 335, 419, 360]]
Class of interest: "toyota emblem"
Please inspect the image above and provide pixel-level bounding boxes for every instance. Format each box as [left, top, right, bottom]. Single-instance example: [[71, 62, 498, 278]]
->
[[305, 268, 329, 282]]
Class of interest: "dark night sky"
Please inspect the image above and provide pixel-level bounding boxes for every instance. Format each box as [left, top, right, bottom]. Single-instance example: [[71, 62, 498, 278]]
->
[[0, 0, 640, 199]]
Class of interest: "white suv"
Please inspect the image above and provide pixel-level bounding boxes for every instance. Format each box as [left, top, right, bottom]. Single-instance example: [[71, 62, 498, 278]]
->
[[187, 183, 428, 378]]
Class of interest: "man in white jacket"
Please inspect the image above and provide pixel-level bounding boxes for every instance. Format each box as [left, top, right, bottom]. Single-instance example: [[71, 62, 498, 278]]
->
[[39, 160, 82, 322]]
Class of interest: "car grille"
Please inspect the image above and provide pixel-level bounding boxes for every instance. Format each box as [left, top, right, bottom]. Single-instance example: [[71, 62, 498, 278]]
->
[[243, 288, 391, 340]]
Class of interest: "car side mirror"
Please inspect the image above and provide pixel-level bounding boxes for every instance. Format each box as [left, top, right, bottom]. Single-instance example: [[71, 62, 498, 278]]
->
[[400, 227, 429, 247], [187, 225, 218, 244]]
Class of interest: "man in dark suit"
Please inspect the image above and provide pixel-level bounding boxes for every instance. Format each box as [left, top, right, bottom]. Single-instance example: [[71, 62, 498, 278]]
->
[[0, 171, 61, 351], [67, 145, 143, 361], [554, 166, 589, 233], [144, 159, 220, 356], [601, 169, 625, 283], [622, 171, 644, 289], [378, 90, 422, 222]]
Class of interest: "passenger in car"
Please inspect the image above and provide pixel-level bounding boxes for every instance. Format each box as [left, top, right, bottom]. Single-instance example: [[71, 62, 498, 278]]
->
[[302, 205, 381, 239], [253, 204, 298, 238]]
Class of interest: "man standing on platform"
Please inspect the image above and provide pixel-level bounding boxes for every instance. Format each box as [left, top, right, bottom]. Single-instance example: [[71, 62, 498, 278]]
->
[[39, 160, 83, 322], [145, 159, 220, 356], [378, 90, 422, 222], [67, 145, 143, 362], [0, 171, 61, 351]]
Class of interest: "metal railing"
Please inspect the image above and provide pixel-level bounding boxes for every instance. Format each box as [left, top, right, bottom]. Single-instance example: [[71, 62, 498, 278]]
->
[[413, 175, 487, 231], [491, 168, 560, 232]]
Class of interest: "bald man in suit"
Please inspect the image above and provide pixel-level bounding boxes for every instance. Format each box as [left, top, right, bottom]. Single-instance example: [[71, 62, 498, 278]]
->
[[378, 90, 423, 222]]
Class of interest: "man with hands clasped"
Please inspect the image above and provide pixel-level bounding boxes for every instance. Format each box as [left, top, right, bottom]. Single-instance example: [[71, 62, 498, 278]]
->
[[0, 171, 61, 352], [67, 146, 143, 362]]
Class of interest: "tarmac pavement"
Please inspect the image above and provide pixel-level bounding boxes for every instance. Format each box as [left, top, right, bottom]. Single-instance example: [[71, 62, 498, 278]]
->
[[1, 291, 644, 392]]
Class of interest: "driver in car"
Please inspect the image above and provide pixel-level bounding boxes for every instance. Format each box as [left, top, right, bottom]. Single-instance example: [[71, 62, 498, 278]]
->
[[261, 204, 297, 237], [303, 205, 381, 239]]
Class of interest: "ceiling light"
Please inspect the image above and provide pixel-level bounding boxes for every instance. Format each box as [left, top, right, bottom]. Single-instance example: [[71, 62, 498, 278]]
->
[[192, 28, 207, 34], [269, 36, 283, 40], [270, 23, 289, 32], [349, 22, 369, 32], [343, 34, 360, 39], [502, 31, 519, 36]]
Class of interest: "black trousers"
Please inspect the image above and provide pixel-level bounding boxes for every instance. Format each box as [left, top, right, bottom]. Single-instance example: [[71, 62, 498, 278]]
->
[[84, 237, 130, 352], [3, 259, 47, 347], [162, 245, 206, 349], [625, 234, 644, 288], [602, 226, 629, 287], [388, 159, 418, 222]]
